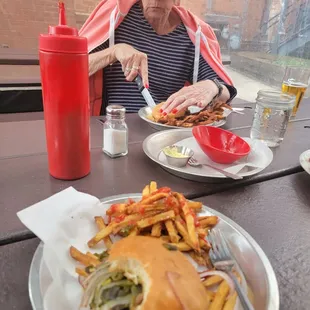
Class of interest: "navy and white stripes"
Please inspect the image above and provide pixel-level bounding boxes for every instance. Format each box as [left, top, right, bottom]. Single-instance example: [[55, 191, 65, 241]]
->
[[92, 3, 236, 113]]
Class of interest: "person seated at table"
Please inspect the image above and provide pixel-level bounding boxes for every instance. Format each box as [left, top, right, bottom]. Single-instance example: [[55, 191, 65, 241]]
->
[[80, 0, 237, 115]]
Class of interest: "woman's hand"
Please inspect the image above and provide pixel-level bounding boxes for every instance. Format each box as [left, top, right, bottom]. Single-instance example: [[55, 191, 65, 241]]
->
[[114, 43, 149, 87], [161, 80, 226, 114]]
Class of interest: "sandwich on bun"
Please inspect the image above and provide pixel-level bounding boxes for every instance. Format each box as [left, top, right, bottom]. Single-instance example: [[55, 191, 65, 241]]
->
[[80, 236, 210, 310], [150, 102, 187, 122]]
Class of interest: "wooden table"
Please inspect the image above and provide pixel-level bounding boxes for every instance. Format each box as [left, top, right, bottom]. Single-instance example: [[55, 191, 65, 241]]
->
[[0, 105, 310, 309], [1, 173, 309, 309], [196, 172, 310, 310]]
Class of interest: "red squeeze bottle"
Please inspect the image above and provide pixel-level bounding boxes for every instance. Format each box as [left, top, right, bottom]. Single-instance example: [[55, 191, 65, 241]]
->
[[39, 1, 90, 180]]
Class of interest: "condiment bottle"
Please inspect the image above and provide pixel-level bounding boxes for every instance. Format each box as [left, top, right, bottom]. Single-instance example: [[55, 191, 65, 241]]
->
[[39, 1, 90, 180], [103, 105, 128, 158]]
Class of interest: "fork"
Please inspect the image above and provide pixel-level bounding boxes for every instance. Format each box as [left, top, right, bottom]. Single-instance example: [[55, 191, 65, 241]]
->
[[188, 158, 243, 180], [208, 229, 254, 310]]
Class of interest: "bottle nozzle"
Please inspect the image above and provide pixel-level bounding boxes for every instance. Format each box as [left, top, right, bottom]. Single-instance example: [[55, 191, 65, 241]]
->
[[59, 1, 67, 26]]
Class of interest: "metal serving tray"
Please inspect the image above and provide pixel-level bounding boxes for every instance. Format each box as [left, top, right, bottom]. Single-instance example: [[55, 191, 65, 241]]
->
[[29, 194, 279, 310], [142, 129, 273, 183]]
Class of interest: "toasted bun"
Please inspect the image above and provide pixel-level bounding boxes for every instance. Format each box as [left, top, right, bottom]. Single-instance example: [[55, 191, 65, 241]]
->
[[108, 236, 210, 310], [152, 102, 186, 121]]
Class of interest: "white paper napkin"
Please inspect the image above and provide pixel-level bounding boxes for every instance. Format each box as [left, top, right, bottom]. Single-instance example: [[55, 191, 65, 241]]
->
[[17, 187, 100, 243], [17, 187, 116, 310]]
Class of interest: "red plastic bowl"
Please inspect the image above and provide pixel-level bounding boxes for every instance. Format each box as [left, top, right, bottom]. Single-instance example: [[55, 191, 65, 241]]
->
[[192, 126, 251, 164]]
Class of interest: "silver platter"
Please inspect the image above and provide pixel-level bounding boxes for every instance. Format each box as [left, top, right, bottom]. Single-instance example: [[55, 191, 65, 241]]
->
[[29, 194, 279, 310], [138, 106, 226, 131], [142, 129, 273, 183]]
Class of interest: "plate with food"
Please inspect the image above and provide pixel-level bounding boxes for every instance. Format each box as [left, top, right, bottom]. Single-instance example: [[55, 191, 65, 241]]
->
[[26, 182, 278, 310], [138, 102, 232, 131]]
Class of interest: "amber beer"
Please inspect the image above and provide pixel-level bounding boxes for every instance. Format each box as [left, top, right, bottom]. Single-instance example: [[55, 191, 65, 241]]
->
[[282, 81, 308, 116]]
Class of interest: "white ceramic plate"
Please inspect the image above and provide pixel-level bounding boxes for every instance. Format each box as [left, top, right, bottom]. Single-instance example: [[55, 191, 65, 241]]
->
[[299, 150, 310, 174]]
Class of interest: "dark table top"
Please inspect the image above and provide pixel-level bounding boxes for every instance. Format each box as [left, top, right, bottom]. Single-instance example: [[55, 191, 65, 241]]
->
[[0, 145, 216, 244], [0, 102, 254, 159], [1, 173, 309, 310], [195, 172, 310, 310], [0, 115, 156, 158], [1, 118, 310, 243], [1, 98, 310, 159], [0, 238, 40, 309]]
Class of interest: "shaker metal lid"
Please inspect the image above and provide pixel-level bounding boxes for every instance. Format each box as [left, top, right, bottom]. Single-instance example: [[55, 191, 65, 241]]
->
[[106, 105, 126, 117]]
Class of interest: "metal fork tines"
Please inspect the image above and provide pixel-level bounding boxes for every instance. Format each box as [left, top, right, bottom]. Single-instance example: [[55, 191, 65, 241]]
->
[[188, 158, 243, 180], [208, 229, 254, 310]]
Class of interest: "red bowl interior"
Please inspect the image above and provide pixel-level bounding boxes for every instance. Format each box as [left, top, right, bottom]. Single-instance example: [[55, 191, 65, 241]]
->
[[192, 126, 251, 164]]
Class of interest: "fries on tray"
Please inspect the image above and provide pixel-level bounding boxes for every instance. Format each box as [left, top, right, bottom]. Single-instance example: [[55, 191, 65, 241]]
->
[[148, 102, 232, 128], [86, 182, 218, 268], [69, 182, 253, 310]]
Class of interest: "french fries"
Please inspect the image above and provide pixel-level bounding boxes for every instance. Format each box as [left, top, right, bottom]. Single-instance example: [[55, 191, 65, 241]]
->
[[199, 216, 218, 228], [106, 203, 127, 217], [152, 102, 231, 128], [85, 182, 219, 275], [75, 267, 89, 277], [149, 181, 157, 193], [69, 246, 100, 267], [175, 216, 196, 249], [203, 275, 224, 288], [205, 290, 216, 301], [165, 220, 180, 243], [209, 280, 230, 310], [69, 182, 244, 310], [88, 225, 114, 248], [165, 242, 191, 251], [179, 194, 200, 251], [187, 201, 203, 212], [142, 184, 150, 197], [151, 222, 162, 237], [137, 210, 175, 229], [223, 292, 238, 310], [94, 216, 113, 249], [129, 226, 139, 236]]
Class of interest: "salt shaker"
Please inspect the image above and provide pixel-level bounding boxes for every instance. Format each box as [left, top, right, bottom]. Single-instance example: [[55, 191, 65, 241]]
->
[[103, 105, 128, 158]]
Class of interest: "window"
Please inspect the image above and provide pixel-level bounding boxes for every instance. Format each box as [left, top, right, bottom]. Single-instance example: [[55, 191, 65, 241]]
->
[[1, 0, 309, 105]]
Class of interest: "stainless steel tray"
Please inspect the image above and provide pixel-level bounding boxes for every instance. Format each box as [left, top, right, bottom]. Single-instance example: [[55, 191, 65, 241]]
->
[[143, 129, 273, 183], [138, 106, 226, 131], [29, 194, 279, 310]]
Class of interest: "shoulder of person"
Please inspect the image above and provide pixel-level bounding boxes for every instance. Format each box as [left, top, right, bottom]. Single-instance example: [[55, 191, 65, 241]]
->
[[79, 0, 117, 34], [174, 6, 217, 39]]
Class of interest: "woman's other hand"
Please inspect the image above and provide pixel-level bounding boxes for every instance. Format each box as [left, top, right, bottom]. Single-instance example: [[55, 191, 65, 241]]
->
[[114, 43, 149, 88], [161, 80, 229, 115]]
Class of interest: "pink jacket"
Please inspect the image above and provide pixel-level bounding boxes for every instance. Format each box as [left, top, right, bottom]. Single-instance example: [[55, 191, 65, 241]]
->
[[80, 0, 233, 115]]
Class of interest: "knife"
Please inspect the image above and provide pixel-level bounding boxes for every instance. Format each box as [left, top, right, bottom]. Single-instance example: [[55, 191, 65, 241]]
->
[[134, 75, 156, 108]]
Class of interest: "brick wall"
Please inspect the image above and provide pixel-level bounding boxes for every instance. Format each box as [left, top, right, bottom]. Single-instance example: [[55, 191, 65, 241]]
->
[[212, 0, 244, 16], [0, 0, 96, 51], [0, 0, 267, 51], [180, 0, 205, 18]]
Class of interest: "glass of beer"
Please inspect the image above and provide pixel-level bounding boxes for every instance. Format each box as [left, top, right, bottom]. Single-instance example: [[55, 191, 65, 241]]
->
[[282, 67, 309, 117]]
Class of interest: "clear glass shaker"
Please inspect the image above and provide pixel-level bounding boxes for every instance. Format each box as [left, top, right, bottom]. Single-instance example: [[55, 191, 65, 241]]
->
[[103, 105, 128, 158], [250, 90, 295, 147]]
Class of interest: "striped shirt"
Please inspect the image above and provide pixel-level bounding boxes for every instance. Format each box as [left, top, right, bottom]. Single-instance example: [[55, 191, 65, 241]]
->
[[92, 3, 236, 113]]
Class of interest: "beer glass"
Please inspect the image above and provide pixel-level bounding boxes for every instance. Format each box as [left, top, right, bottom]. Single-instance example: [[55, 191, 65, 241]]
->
[[282, 67, 310, 117]]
